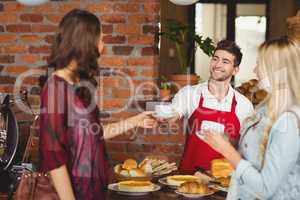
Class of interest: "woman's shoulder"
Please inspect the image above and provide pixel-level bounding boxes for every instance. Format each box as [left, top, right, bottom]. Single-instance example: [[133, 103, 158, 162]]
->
[[278, 107, 300, 123], [40, 74, 69, 98], [272, 108, 300, 135]]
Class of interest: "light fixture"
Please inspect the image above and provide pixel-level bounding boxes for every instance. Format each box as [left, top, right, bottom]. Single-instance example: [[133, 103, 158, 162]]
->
[[16, 0, 49, 6], [169, 0, 199, 6]]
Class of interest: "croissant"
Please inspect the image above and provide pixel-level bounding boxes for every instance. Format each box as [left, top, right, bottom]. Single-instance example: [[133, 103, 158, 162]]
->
[[178, 181, 209, 194]]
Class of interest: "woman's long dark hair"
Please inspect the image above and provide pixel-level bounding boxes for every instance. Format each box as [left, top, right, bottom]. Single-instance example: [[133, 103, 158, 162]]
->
[[48, 9, 101, 104]]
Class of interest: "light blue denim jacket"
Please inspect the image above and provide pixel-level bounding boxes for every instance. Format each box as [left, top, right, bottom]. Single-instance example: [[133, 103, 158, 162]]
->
[[227, 106, 300, 200]]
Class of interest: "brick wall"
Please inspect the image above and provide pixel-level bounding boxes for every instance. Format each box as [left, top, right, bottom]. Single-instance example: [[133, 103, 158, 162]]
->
[[0, 0, 185, 166]]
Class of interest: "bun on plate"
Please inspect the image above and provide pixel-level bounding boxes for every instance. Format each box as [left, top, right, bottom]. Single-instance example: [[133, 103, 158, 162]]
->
[[122, 159, 138, 170], [178, 181, 210, 194], [118, 180, 154, 192], [210, 158, 233, 178], [215, 177, 230, 187], [166, 175, 199, 186]]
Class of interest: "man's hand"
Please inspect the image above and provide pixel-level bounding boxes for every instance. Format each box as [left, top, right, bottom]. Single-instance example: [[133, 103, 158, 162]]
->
[[155, 112, 181, 123], [132, 111, 158, 129]]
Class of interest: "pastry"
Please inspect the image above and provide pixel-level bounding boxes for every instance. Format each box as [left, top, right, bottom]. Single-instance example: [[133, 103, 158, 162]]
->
[[211, 158, 233, 178], [177, 181, 209, 194], [118, 180, 154, 192], [215, 177, 230, 187], [166, 175, 199, 186]]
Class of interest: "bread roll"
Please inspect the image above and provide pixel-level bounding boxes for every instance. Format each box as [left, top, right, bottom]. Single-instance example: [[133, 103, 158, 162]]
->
[[138, 158, 149, 168], [178, 181, 209, 194], [118, 180, 154, 192], [211, 158, 232, 168], [210, 159, 233, 178], [244, 92, 253, 101], [254, 90, 267, 102], [248, 79, 258, 86], [240, 82, 251, 91], [236, 86, 245, 94], [128, 168, 146, 177], [140, 162, 153, 174], [119, 169, 130, 177], [122, 159, 138, 170], [114, 164, 123, 174]]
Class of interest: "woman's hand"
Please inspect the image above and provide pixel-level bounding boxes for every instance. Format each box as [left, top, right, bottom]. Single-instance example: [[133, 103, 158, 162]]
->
[[131, 111, 157, 129], [103, 111, 157, 140], [201, 129, 231, 154], [201, 129, 242, 168]]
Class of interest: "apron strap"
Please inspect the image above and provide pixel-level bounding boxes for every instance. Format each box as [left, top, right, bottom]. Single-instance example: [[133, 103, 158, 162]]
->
[[198, 93, 204, 108], [230, 93, 237, 113]]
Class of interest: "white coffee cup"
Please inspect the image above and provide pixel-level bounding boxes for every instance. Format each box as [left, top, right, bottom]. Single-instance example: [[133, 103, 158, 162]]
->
[[196, 120, 225, 140], [154, 105, 176, 118]]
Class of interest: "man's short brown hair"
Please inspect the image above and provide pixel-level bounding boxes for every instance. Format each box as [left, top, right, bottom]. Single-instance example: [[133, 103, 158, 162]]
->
[[214, 40, 242, 67]]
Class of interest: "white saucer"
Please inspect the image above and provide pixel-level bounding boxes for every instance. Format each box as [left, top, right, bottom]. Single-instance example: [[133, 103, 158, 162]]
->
[[175, 190, 215, 198], [208, 184, 228, 192], [108, 183, 161, 196], [152, 112, 177, 119], [158, 177, 178, 189]]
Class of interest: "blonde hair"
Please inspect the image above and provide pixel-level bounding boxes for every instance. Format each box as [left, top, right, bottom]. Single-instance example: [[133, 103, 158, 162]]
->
[[257, 36, 300, 165]]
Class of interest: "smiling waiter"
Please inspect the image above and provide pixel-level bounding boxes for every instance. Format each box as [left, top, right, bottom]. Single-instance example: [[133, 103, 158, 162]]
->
[[170, 40, 254, 174]]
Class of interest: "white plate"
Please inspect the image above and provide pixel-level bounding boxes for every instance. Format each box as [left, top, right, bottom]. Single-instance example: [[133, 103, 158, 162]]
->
[[108, 183, 161, 196], [158, 177, 178, 189], [208, 184, 228, 192], [175, 190, 215, 198]]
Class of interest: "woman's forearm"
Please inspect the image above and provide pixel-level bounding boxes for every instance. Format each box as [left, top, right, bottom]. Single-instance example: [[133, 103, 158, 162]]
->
[[222, 144, 242, 169], [49, 165, 76, 200], [103, 117, 138, 140]]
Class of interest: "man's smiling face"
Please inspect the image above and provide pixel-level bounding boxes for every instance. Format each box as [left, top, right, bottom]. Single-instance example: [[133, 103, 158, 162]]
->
[[209, 50, 239, 82]]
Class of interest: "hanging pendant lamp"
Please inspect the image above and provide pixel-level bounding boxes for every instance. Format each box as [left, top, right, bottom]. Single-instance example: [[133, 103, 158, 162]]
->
[[169, 0, 199, 6], [16, 0, 49, 6]]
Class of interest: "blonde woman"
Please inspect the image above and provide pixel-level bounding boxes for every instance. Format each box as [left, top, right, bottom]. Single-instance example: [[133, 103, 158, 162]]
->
[[202, 37, 300, 199]]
